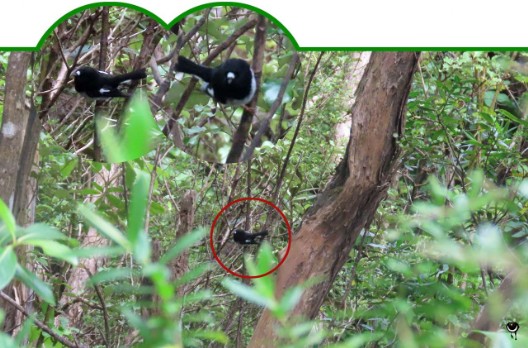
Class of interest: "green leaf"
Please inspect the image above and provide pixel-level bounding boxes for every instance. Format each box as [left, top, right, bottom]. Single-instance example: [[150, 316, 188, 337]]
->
[[88, 267, 135, 285], [186, 125, 207, 135], [77, 205, 130, 250], [331, 332, 383, 348], [0, 247, 17, 290], [159, 227, 206, 264], [222, 278, 274, 308], [0, 333, 17, 348], [262, 79, 293, 107], [467, 170, 484, 199], [278, 286, 303, 314], [97, 91, 162, 163], [121, 308, 149, 335], [246, 243, 275, 299], [186, 329, 229, 345], [60, 157, 78, 178], [427, 176, 449, 205], [0, 198, 16, 242], [497, 108, 527, 126], [75, 188, 101, 195], [127, 170, 150, 264], [149, 201, 166, 215], [177, 289, 213, 305], [17, 224, 67, 243], [143, 263, 173, 301], [173, 263, 211, 288], [16, 265, 55, 305], [23, 240, 78, 266], [519, 179, 528, 199], [254, 242, 275, 275]]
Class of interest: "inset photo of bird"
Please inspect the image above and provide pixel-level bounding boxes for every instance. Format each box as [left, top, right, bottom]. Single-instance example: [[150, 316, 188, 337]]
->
[[155, 6, 303, 163], [73, 66, 147, 99], [174, 56, 256, 107], [33, 7, 160, 162]]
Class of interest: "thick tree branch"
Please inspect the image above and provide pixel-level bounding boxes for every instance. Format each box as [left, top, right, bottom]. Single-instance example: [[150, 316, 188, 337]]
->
[[250, 52, 420, 346]]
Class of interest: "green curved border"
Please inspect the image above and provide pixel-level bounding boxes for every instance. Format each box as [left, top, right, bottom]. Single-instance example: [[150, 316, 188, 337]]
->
[[2, 1, 524, 51], [2, 1, 303, 51]]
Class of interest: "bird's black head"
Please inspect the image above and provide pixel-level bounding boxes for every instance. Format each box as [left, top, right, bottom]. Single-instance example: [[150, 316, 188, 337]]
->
[[210, 58, 255, 105], [73, 66, 99, 79], [219, 59, 250, 84]]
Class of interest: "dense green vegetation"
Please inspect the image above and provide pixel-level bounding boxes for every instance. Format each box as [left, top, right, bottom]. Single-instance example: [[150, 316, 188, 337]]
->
[[0, 6, 527, 347]]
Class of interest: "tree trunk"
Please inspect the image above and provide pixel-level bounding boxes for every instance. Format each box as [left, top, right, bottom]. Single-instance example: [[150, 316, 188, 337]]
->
[[250, 52, 420, 346], [0, 52, 41, 333]]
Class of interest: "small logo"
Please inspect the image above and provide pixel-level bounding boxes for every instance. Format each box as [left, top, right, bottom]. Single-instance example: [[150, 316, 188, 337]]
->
[[506, 321, 520, 340]]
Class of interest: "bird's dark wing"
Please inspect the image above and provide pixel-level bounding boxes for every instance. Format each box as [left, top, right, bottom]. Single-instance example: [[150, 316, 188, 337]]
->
[[109, 68, 147, 85], [90, 87, 128, 98]]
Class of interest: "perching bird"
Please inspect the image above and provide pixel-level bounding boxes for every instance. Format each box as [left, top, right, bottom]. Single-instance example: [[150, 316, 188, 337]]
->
[[73, 66, 147, 99], [506, 321, 519, 340], [175, 56, 256, 106], [232, 229, 268, 245]]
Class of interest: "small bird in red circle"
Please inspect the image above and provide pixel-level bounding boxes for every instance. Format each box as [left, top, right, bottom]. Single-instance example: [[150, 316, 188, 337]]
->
[[232, 229, 268, 245]]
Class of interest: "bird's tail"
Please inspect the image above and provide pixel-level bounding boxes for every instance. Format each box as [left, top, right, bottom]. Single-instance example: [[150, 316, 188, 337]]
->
[[175, 56, 213, 82], [255, 230, 268, 238], [113, 68, 147, 83], [254, 230, 268, 244]]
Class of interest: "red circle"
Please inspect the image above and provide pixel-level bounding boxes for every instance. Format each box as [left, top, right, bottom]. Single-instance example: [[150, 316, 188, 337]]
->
[[210, 197, 291, 279]]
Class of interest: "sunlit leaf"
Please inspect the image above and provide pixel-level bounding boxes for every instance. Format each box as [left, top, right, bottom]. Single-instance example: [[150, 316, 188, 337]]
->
[[16, 265, 55, 305], [97, 91, 162, 163], [127, 170, 150, 264], [0, 199, 16, 242], [77, 205, 130, 250], [0, 247, 17, 290]]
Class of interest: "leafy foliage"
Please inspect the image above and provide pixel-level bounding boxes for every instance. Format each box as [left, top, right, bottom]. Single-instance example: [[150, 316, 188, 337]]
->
[[2, 5, 528, 346]]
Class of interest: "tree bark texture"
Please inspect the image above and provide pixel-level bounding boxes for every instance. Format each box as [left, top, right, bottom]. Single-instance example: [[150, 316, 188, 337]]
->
[[250, 52, 420, 346], [0, 52, 41, 333]]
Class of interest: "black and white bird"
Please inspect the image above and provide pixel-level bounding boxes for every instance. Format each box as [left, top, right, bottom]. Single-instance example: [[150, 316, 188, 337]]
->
[[175, 56, 256, 106], [73, 66, 147, 99], [232, 229, 268, 245]]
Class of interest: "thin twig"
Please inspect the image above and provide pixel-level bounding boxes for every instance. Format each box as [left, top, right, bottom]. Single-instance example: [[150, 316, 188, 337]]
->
[[0, 291, 82, 348], [242, 52, 300, 161], [273, 52, 324, 201]]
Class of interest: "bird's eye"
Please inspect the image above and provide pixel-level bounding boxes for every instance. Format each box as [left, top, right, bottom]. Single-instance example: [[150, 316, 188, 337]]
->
[[75, 71, 81, 76]]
